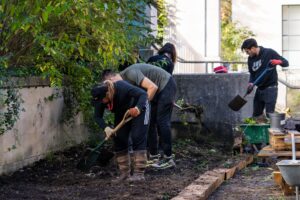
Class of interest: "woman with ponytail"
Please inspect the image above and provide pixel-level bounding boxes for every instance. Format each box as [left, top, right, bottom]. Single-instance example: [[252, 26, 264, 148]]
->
[[91, 80, 149, 182]]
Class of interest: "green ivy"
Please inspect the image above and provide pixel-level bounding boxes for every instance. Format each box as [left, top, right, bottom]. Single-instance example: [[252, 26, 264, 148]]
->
[[155, 0, 168, 45], [0, 0, 156, 134], [221, 0, 255, 68]]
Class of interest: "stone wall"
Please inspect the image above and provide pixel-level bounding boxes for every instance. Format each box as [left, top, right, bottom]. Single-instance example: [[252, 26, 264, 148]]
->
[[172, 73, 253, 149]]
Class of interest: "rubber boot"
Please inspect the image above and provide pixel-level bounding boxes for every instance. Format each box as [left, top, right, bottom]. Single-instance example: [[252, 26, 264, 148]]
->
[[127, 150, 147, 182], [113, 150, 130, 182]]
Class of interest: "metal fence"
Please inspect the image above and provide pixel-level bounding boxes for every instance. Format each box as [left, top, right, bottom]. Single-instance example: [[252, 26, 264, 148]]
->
[[174, 59, 247, 74]]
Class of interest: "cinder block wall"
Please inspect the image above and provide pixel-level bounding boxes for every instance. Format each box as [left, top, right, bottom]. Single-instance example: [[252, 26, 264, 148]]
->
[[172, 73, 254, 148], [0, 78, 88, 175]]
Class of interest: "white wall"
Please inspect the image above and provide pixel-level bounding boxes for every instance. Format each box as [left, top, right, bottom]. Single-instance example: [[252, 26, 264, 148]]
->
[[164, 0, 221, 73], [232, 0, 300, 52], [0, 86, 88, 175]]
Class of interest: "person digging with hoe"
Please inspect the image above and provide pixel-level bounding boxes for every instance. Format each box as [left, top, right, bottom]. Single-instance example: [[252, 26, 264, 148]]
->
[[102, 63, 177, 170], [241, 38, 289, 121], [91, 80, 149, 182]]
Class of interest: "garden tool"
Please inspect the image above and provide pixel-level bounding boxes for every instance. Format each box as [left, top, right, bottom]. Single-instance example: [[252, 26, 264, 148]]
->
[[228, 63, 274, 111], [77, 110, 132, 171]]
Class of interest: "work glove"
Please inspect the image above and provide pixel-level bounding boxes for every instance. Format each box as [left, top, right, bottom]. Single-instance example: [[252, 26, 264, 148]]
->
[[246, 83, 254, 94], [104, 127, 115, 139], [128, 107, 140, 117], [270, 59, 282, 66]]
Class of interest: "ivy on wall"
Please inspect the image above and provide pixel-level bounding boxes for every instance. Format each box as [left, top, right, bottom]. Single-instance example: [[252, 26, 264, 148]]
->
[[0, 0, 156, 134], [221, 0, 255, 63]]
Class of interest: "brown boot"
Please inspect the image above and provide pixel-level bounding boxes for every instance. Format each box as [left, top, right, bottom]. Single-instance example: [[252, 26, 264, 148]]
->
[[114, 150, 130, 182], [127, 150, 147, 182]]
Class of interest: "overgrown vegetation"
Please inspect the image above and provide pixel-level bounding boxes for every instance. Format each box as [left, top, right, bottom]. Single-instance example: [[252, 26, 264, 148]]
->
[[221, 0, 255, 64], [155, 0, 168, 45], [0, 0, 157, 134]]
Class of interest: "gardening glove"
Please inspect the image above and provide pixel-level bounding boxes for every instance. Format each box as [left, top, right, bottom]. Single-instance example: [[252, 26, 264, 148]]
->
[[270, 59, 282, 66], [104, 126, 115, 139], [246, 83, 254, 94], [128, 107, 140, 117]]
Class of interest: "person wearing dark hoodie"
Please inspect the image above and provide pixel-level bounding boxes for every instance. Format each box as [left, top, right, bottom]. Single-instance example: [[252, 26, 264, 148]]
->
[[102, 63, 177, 170], [241, 38, 289, 118], [147, 43, 177, 74], [91, 80, 149, 182]]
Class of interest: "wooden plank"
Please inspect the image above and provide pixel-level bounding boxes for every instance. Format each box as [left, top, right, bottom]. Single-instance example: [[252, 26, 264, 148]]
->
[[258, 145, 300, 157], [269, 129, 300, 150], [172, 155, 253, 200], [273, 171, 294, 196]]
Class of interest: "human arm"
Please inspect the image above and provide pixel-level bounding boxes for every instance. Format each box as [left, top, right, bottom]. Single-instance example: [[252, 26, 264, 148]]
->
[[93, 101, 107, 129], [118, 81, 148, 115], [270, 50, 289, 67], [140, 77, 158, 101]]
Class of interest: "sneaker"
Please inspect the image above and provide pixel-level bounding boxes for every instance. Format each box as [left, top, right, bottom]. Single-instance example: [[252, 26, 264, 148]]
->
[[146, 154, 160, 167], [151, 155, 176, 169]]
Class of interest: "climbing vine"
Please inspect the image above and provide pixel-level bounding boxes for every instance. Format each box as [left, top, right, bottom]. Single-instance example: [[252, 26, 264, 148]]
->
[[0, 0, 156, 134]]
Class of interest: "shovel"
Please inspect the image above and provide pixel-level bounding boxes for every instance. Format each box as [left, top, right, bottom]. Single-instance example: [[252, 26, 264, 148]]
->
[[77, 110, 132, 171], [228, 64, 274, 111]]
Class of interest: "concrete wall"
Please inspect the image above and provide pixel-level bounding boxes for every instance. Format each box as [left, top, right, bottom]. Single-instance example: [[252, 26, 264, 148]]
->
[[0, 78, 88, 175], [172, 73, 253, 148]]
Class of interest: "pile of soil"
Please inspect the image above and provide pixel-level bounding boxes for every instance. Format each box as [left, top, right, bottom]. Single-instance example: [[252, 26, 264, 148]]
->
[[0, 139, 232, 200]]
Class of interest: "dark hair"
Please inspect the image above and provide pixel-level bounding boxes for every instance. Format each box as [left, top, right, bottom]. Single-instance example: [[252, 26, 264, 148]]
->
[[101, 69, 116, 81], [158, 42, 177, 63], [241, 38, 258, 51]]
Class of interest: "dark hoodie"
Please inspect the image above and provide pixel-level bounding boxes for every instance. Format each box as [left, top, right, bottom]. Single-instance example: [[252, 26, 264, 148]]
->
[[92, 80, 147, 129], [248, 46, 289, 89]]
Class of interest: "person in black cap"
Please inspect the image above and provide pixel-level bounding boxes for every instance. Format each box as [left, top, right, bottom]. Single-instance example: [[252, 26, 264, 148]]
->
[[102, 63, 177, 170], [241, 38, 289, 119], [91, 80, 149, 182]]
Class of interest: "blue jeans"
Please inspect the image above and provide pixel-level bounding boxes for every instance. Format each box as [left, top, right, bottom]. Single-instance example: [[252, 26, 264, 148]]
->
[[253, 86, 278, 117], [148, 77, 177, 157]]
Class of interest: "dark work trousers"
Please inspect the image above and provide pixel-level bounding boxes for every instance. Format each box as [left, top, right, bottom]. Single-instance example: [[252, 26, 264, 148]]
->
[[113, 102, 150, 152], [148, 77, 177, 157], [253, 86, 278, 117]]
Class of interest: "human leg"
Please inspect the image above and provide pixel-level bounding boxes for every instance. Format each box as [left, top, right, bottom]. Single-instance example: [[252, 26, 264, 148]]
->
[[128, 107, 149, 181], [264, 86, 278, 116], [253, 89, 265, 117]]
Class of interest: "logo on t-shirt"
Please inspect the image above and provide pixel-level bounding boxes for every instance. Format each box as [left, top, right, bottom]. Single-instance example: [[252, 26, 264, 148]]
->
[[252, 60, 262, 71]]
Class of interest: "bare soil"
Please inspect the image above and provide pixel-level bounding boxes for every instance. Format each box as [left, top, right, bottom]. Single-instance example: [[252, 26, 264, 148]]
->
[[209, 164, 292, 200], [0, 139, 286, 200], [0, 139, 232, 200]]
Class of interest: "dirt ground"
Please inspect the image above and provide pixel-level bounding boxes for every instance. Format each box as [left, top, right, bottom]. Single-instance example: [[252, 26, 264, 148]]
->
[[209, 163, 294, 200], [0, 139, 232, 200], [0, 139, 289, 200]]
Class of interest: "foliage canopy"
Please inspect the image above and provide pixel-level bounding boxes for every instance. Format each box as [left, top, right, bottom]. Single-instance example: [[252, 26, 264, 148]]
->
[[0, 0, 156, 133]]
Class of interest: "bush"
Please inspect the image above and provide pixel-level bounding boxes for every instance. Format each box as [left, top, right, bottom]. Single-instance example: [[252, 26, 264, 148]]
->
[[0, 0, 155, 132]]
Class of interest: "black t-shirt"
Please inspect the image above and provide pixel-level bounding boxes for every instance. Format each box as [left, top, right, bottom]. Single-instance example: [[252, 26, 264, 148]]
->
[[147, 54, 174, 74], [248, 46, 289, 89]]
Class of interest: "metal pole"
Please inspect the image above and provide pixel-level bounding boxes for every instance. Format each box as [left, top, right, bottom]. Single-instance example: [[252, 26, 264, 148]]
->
[[292, 132, 296, 161], [296, 186, 299, 200]]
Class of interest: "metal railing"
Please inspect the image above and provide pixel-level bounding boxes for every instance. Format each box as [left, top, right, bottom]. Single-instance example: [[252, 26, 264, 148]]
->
[[176, 58, 247, 73]]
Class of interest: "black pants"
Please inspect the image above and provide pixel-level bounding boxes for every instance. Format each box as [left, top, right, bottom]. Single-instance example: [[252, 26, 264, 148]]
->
[[148, 77, 177, 157], [113, 102, 150, 152], [253, 86, 278, 117]]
